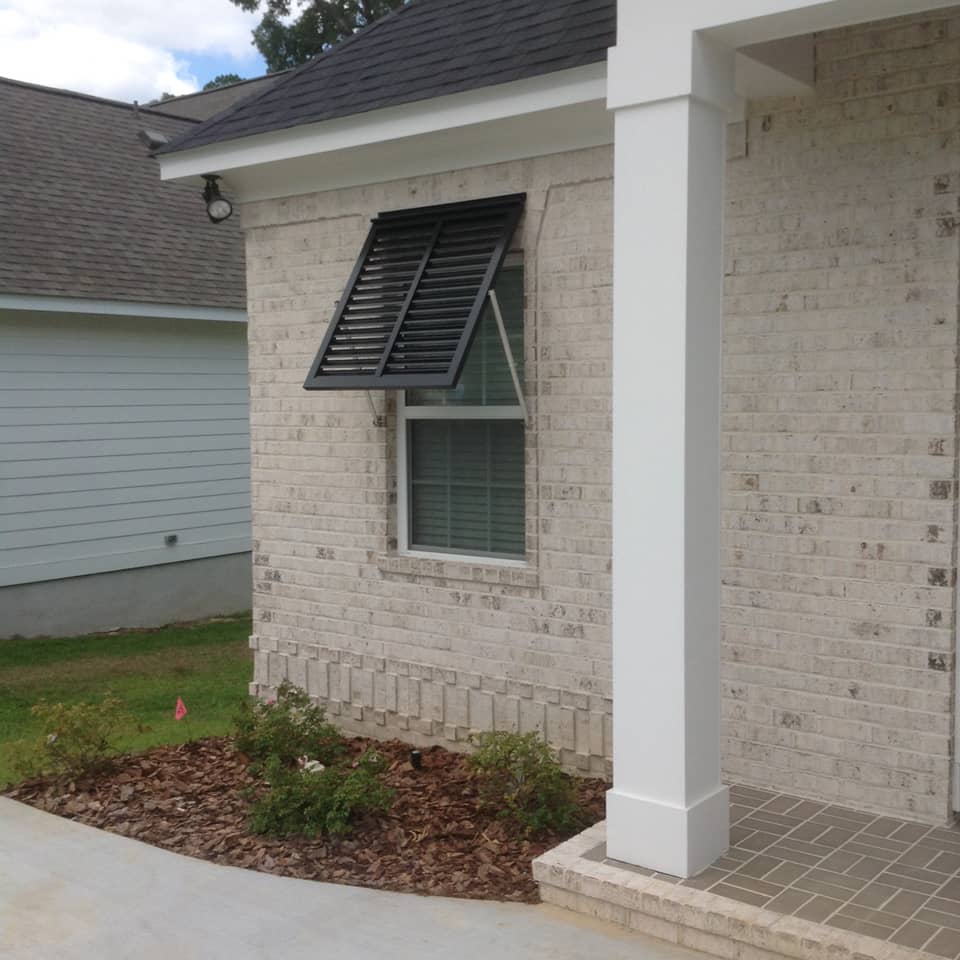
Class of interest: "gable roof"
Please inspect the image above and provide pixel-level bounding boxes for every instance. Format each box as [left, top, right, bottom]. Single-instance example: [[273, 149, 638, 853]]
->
[[0, 77, 245, 310], [161, 0, 616, 156], [156, 72, 288, 122]]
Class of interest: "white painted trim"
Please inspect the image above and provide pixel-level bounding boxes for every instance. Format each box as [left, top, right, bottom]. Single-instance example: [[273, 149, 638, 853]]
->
[[735, 49, 814, 99], [607, 86, 731, 878], [606, 785, 730, 878], [696, 0, 960, 46], [397, 390, 410, 554], [402, 406, 524, 421], [0, 294, 246, 324], [395, 391, 526, 564], [613, 0, 960, 49], [158, 63, 607, 183], [489, 290, 528, 422], [610, 0, 960, 113], [398, 548, 529, 569], [223, 107, 612, 203]]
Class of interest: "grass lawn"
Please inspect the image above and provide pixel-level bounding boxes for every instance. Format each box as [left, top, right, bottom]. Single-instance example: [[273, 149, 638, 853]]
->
[[0, 615, 253, 788]]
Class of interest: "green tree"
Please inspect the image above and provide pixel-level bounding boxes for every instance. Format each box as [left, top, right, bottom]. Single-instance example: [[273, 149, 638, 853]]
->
[[231, 0, 407, 73], [203, 73, 246, 90]]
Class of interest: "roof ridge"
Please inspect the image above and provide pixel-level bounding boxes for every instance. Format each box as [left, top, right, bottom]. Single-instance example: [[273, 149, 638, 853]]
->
[[0, 75, 202, 123], [158, 0, 425, 154], [160, 70, 291, 104]]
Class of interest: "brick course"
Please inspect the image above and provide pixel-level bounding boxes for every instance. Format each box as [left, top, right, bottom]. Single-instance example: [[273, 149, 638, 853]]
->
[[243, 150, 615, 777], [241, 8, 960, 822], [722, 8, 960, 822]]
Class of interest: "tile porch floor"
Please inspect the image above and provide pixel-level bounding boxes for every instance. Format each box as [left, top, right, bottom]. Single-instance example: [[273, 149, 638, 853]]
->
[[584, 785, 960, 957]]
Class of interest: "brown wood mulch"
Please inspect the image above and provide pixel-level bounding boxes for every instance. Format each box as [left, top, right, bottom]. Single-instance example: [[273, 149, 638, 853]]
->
[[5, 736, 606, 903]]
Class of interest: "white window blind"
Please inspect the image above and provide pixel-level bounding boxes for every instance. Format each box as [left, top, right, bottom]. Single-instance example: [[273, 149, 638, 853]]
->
[[399, 265, 525, 561]]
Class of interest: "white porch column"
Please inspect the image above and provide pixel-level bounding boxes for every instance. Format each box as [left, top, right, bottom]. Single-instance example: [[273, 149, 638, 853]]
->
[[606, 32, 737, 878]]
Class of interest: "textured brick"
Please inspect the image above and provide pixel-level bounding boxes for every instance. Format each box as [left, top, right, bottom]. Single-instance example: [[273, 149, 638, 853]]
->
[[243, 149, 614, 777], [722, 8, 960, 823], [243, 8, 960, 819]]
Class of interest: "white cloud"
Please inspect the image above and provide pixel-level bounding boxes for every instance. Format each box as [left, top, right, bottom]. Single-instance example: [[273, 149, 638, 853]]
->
[[0, 0, 261, 102]]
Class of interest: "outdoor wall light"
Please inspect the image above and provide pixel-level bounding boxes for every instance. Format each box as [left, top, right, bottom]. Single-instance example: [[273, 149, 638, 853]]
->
[[202, 174, 233, 223]]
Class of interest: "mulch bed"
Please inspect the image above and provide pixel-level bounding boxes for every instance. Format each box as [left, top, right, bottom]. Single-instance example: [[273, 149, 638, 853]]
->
[[5, 736, 606, 902]]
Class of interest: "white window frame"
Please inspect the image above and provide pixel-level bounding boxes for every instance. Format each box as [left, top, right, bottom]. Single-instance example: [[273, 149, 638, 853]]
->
[[397, 260, 527, 566]]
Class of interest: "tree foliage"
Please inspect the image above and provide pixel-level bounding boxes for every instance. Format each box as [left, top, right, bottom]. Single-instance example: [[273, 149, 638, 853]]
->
[[203, 73, 246, 90], [231, 0, 407, 73]]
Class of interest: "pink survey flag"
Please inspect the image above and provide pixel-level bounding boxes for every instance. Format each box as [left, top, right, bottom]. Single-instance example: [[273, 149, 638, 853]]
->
[[174, 697, 188, 721]]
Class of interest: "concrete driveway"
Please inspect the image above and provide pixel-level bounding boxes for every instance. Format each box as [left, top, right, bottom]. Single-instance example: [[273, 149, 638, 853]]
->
[[0, 798, 706, 960]]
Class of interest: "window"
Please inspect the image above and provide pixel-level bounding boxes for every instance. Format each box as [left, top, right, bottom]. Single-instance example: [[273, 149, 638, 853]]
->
[[302, 193, 527, 564], [398, 264, 525, 562]]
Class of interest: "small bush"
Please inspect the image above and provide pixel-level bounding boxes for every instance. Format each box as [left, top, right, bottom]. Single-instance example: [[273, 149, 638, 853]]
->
[[248, 750, 394, 838], [468, 731, 581, 835], [13, 695, 132, 781], [234, 681, 346, 769]]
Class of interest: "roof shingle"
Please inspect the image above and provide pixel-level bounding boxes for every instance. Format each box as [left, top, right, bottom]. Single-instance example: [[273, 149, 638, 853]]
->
[[162, 0, 616, 155], [0, 78, 245, 309]]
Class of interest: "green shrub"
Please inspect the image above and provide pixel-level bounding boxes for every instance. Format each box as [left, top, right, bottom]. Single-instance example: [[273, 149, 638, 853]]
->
[[13, 695, 132, 781], [248, 750, 394, 838], [467, 730, 581, 835], [234, 681, 346, 769]]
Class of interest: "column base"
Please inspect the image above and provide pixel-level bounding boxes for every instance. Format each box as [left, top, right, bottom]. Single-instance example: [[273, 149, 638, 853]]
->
[[605, 784, 729, 877]]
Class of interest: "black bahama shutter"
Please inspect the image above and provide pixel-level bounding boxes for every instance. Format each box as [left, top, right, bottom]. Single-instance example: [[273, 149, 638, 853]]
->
[[304, 193, 525, 391]]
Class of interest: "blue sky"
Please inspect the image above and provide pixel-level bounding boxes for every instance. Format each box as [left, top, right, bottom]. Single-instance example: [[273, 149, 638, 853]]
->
[[177, 50, 269, 92], [0, 0, 273, 102]]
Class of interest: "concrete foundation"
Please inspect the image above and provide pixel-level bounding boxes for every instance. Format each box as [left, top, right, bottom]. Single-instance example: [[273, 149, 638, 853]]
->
[[0, 553, 251, 638]]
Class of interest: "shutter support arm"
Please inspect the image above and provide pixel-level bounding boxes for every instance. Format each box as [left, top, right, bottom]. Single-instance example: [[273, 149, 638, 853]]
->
[[488, 290, 528, 423], [365, 390, 385, 427]]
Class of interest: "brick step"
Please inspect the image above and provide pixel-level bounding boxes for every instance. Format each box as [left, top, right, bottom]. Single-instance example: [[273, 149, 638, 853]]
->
[[534, 823, 943, 960]]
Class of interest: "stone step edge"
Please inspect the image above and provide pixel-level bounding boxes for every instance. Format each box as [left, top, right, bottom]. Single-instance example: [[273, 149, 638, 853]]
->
[[533, 822, 935, 960]]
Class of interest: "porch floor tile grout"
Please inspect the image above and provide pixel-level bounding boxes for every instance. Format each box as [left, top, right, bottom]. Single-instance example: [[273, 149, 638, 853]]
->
[[602, 785, 960, 956]]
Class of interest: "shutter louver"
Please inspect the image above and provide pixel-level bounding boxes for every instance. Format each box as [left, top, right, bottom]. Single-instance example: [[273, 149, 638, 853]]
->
[[304, 194, 525, 391]]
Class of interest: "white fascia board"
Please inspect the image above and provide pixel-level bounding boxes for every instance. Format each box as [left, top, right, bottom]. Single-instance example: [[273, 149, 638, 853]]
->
[[158, 62, 608, 183], [0, 294, 246, 323], [217, 102, 613, 203]]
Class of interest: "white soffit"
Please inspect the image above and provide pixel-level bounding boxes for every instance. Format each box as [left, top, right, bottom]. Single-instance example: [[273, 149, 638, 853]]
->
[[613, 0, 960, 47], [694, 0, 960, 45], [736, 34, 815, 98], [158, 63, 612, 200]]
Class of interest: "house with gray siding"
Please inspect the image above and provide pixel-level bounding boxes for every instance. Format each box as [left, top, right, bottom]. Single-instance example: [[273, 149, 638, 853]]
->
[[0, 78, 267, 638], [158, 1, 960, 954]]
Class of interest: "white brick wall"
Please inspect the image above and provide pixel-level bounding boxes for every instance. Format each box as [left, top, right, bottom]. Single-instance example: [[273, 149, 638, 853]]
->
[[242, 149, 615, 776], [241, 7, 960, 824], [722, 8, 960, 822]]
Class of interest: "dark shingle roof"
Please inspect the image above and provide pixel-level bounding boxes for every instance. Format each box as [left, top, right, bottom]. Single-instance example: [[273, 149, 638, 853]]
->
[[0, 78, 245, 310], [157, 73, 288, 121], [162, 0, 616, 155]]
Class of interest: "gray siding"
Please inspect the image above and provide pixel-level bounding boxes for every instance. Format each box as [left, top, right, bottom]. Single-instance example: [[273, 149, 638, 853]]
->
[[0, 310, 251, 587]]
